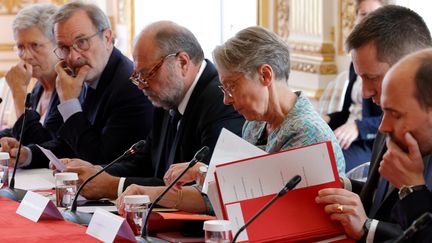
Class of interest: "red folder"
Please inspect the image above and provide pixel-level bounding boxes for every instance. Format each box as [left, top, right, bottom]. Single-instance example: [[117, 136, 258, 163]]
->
[[214, 141, 347, 242]]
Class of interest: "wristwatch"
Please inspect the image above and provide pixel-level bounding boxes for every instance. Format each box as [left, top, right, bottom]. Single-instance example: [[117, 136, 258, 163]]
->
[[398, 185, 428, 200], [362, 218, 373, 237]]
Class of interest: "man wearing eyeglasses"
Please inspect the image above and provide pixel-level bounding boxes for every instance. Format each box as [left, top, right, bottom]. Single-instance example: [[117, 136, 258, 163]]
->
[[51, 21, 245, 200], [2, 2, 154, 169]]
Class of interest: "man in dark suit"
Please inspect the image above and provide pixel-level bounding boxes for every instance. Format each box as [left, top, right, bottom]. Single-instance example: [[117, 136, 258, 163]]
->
[[378, 49, 432, 243], [1, 2, 154, 167], [315, 5, 432, 242], [55, 21, 245, 200], [327, 0, 386, 171]]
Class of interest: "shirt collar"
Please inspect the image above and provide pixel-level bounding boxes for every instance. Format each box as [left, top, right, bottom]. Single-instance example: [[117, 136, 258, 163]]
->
[[177, 60, 206, 115]]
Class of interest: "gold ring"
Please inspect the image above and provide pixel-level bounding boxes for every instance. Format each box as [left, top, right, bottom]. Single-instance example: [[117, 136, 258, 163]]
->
[[336, 204, 344, 213]]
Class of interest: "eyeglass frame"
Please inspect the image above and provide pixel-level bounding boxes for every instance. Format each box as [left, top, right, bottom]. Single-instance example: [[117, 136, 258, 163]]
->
[[53, 29, 104, 59], [130, 52, 178, 87], [14, 40, 52, 58], [218, 75, 243, 98]]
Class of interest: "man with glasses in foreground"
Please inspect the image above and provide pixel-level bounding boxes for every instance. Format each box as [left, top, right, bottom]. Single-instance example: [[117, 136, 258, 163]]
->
[[2, 2, 154, 169], [51, 21, 244, 200]]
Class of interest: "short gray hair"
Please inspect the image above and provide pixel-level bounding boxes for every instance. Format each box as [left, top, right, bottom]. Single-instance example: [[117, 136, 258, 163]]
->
[[152, 23, 204, 64], [52, 1, 110, 34], [213, 26, 290, 82], [12, 3, 58, 43]]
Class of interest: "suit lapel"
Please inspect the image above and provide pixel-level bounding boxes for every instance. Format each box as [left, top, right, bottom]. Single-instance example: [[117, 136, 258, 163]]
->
[[153, 111, 171, 177], [360, 132, 387, 213], [166, 60, 218, 166]]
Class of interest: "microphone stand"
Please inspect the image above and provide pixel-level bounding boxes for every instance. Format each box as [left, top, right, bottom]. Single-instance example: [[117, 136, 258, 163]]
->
[[394, 212, 432, 243], [139, 146, 210, 243], [0, 93, 32, 201], [62, 140, 146, 225], [232, 175, 302, 243]]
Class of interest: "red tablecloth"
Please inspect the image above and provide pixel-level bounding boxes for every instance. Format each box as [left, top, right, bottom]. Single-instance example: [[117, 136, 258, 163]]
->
[[0, 196, 101, 243]]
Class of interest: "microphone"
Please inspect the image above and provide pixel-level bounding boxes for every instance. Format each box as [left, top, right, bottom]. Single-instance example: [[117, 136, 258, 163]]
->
[[62, 140, 146, 225], [140, 146, 210, 242], [231, 175, 302, 243], [0, 93, 32, 201], [394, 212, 432, 243]]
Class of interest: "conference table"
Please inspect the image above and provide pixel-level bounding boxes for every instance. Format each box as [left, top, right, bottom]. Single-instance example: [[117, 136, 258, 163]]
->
[[0, 168, 209, 242]]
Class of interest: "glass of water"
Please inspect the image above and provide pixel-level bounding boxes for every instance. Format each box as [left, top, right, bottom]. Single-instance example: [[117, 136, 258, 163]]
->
[[55, 172, 78, 208], [123, 195, 150, 237], [0, 152, 10, 188]]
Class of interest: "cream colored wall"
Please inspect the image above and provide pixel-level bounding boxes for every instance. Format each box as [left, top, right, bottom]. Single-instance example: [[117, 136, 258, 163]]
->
[[258, 0, 352, 107]]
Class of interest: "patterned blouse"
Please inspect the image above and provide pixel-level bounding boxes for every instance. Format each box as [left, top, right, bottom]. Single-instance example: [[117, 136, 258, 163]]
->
[[242, 91, 346, 175]]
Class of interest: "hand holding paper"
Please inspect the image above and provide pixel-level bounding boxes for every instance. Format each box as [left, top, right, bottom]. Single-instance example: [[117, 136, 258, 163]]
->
[[37, 145, 66, 172]]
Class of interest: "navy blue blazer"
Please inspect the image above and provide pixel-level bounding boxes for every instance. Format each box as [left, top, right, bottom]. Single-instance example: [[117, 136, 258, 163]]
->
[[390, 155, 432, 242], [351, 132, 408, 242], [0, 82, 62, 145], [106, 60, 245, 189], [26, 48, 154, 167]]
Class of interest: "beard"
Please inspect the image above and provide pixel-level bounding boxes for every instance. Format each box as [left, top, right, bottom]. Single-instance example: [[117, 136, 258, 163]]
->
[[143, 71, 186, 110]]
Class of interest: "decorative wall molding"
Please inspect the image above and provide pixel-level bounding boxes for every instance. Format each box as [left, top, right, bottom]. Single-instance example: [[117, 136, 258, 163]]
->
[[291, 61, 337, 74], [276, 0, 289, 40], [0, 43, 14, 51], [0, 0, 68, 15], [338, 0, 356, 55], [288, 41, 335, 62]]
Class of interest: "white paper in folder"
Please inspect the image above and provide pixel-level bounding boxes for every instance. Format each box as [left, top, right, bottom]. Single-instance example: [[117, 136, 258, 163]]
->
[[204, 128, 267, 219], [202, 128, 267, 193]]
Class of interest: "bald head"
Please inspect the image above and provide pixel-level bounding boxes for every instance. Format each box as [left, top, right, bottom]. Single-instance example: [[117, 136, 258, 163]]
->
[[379, 49, 432, 154], [133, 21, 204, 64]]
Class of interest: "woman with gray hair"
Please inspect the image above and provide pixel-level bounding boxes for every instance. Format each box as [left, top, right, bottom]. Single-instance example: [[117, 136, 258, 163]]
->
[[0, 3, 62, 147], [213, 26, 345, 172], [117, 26, 345, 215]]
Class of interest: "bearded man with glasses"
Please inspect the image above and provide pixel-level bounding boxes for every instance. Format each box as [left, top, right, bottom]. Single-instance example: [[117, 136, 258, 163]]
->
[[1, 2, 154, 169], [50, 21, 245, 200]]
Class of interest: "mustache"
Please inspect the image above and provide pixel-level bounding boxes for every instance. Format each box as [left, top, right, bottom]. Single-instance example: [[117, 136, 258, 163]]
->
[[71, 59, 90, 70]]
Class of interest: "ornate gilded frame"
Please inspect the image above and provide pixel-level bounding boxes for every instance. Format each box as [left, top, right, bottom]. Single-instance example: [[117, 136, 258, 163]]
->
[[338, 0, 356, 55]]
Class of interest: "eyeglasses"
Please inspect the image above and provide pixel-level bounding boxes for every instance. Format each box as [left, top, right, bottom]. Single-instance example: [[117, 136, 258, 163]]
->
[[218, 77, 241, 98], [53, 30, 103, 59], [218, 85, 235, 98], [14, 41, 51, 57], [130, 52, 178, 87]]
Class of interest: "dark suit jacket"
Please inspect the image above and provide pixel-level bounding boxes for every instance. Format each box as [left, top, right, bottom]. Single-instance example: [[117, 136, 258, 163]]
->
[[350, 132, 402, 242], [328, 63, 382, 169], [26, 48, 154, 167], [390, 155, 432, 242], [106, 60, 245, 189], [0, 82, 62, 145]]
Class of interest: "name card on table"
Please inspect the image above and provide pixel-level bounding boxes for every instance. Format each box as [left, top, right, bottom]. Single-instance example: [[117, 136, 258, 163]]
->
[[16, 191, 63, 222], [86, 208, 135, 243]]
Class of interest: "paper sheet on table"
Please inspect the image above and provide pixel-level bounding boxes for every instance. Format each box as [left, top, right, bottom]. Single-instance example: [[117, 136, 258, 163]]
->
[[36, 145, 66, 172], [77, 206, 118, 213], [202, 128, 267, 193], [15, 168, 55, 190]]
